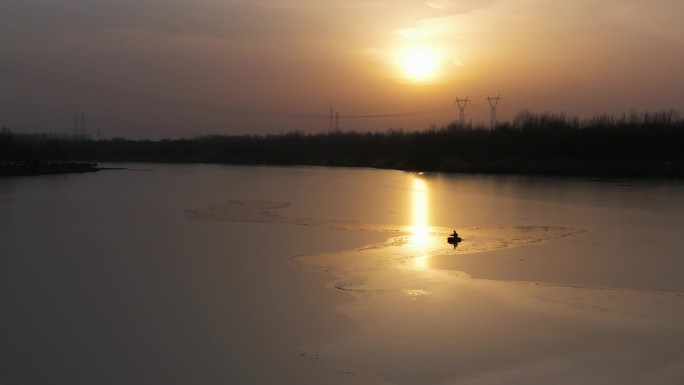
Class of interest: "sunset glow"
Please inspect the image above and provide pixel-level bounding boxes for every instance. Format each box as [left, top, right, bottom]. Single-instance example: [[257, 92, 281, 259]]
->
[[1, 1, 683, 138]]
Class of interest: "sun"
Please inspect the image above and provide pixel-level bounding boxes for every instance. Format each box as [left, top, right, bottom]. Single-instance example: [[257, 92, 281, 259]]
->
[[399, 48, 438, 82]]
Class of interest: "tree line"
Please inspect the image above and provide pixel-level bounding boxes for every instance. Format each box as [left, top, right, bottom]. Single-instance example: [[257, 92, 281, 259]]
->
[[2, 110, 683, 177]]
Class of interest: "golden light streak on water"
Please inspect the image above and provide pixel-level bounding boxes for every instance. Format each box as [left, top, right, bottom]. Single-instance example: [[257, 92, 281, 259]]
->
[[410, 177, 430, 268]]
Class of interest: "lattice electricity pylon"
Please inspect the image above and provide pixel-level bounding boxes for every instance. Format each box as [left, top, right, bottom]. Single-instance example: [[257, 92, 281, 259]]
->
[[329, 108, 334, 131], [485, 94, 502, 128], [453, 97, 470, 125]]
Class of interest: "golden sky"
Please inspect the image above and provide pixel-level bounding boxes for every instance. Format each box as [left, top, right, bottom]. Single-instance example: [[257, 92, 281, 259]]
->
[[1, 0, 683, 138]]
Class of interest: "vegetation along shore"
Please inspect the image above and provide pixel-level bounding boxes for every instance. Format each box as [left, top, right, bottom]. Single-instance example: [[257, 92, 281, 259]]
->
[[2, 111, 683, 178]]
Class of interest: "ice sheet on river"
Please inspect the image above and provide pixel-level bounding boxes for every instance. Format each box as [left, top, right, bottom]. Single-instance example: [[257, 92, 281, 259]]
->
[[188, 200, 684, 385], [187, 200, 583, 254]]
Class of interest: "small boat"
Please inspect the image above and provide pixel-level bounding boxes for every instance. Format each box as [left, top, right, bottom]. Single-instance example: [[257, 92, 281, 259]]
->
[[447, 236, 462, 244]]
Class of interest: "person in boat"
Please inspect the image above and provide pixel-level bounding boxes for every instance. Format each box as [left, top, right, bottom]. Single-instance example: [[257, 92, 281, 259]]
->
[[451, 230, 459, 238]]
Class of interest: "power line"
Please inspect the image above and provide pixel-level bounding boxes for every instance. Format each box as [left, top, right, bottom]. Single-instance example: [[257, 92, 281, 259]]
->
[[341, 106, 451, 119], [0, 64, 327, 120], [1, 62, 459, 128]]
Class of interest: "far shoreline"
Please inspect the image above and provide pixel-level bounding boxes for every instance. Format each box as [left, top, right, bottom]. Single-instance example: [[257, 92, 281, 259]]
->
[[3, 159, 683, 180], [2, 108, 683, 179]]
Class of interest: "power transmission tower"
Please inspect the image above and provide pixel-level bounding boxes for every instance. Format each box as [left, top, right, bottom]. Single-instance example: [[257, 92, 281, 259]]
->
[[485, 94, 502, 128], [335, 112, 340, 131], [453, 97, 470, 125], [329, 108, 334, 131]]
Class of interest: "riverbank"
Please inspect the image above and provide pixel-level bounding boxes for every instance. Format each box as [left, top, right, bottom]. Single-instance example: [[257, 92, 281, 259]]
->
[[1, 157, 682, 179], [372, 157, 684, 178], [0, 161, 100, 177]]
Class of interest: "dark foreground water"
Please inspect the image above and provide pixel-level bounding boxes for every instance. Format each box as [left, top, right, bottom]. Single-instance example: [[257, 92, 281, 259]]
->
[[1, 164, 684, 385]]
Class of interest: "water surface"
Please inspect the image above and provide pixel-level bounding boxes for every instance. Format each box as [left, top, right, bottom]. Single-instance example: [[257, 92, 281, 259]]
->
[[2, 164, 683, 385]]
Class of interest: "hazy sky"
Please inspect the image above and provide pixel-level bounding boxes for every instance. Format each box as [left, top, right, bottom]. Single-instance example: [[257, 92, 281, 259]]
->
[[1, 0, 683, 138]]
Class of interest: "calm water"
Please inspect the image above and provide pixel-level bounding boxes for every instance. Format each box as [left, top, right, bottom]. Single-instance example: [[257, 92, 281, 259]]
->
[[1, 164, 684, 385]]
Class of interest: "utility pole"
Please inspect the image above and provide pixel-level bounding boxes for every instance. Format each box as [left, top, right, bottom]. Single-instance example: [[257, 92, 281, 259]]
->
[[485, 94, 502, 128], [453, 97, 470, 125]]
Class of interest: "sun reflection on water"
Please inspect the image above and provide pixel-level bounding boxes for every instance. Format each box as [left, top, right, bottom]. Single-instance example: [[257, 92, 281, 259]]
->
[[410, 177, 430, 268]]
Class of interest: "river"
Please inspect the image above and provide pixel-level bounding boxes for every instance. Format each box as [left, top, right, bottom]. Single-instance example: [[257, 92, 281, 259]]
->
[[1, 164, 683, 385]]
